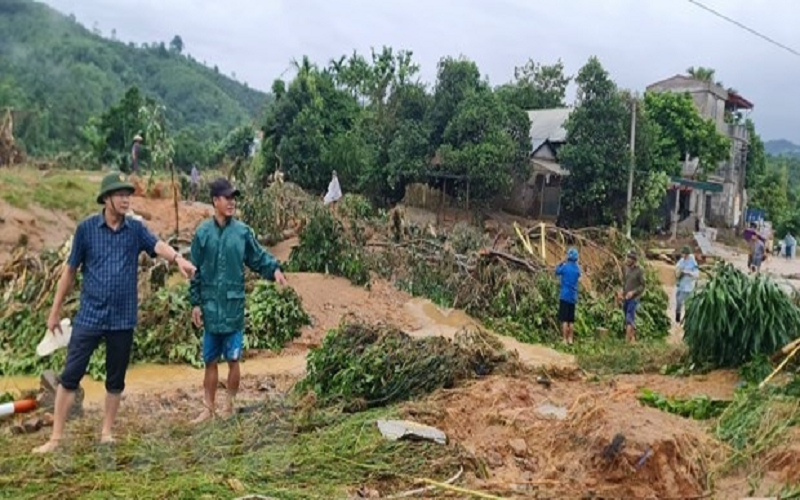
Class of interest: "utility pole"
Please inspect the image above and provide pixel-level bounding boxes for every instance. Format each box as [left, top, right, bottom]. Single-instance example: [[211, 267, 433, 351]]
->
[[625, 95, 637, 239]]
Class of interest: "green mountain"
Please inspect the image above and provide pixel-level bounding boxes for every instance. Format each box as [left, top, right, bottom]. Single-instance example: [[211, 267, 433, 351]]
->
[[765, 139, 800, 158], [0, 0, 269, 155]]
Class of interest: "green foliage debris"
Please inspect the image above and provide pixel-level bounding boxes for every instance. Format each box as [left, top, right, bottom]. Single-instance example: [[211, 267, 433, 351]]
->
[[684, 261, 800, 368]]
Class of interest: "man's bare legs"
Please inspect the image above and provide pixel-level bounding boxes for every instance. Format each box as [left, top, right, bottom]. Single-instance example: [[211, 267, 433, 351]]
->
[[561, 323, 574, 345], [193, 360, 240, 422], [32, 388, 122, 453], [32, 385, 75, 453], [221, 361, 240, 417], [626, 324, 637, 343], [100, 393, 122, 443], [193, 362, 219, 423]]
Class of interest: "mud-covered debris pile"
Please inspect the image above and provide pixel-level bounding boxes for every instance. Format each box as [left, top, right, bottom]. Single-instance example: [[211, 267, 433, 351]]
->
[[297, 321, 519, 410], [404, 376, 719, 499]]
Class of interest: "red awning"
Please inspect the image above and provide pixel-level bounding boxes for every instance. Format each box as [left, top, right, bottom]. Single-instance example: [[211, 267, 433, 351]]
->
[[727, 91, 754, 110]]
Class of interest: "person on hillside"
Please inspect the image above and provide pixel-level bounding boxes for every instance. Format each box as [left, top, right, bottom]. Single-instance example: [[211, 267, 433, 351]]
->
[[131, 134, 143, 175], [190, 164, 200, 203], [785, 233, 796, 260], [323, 170, 342, 209], [32, 172, 196, 454], [188, 177, 289, 423], [750, 234, 767, 273], [555, 248, 581, 345], [618, 251, 645, 343], [675, 246, 700, 324]]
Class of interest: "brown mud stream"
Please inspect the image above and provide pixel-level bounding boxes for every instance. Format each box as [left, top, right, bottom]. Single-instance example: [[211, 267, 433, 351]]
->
[[1, 296, 574, 407]]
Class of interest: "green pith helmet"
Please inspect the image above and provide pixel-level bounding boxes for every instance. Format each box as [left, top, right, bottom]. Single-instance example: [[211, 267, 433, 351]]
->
[[681, 245, 692, 255], [97, 171, 135, 204]]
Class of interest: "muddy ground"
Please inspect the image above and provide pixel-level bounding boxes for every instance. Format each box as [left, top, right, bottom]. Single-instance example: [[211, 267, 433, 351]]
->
[[2, 183, 799, 498]]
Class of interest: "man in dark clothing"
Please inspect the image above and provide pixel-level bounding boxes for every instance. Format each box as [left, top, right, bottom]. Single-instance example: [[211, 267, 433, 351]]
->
[[555, 248, 581, 345], [619, 251, 645, 343], [33, 171, 196, 454]]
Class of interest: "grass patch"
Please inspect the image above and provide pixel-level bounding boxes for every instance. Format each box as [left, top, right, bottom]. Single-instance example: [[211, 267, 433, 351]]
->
[[570, 339, 689, 375], [0, 399, 466, 500], [0, 167, 100, 220]]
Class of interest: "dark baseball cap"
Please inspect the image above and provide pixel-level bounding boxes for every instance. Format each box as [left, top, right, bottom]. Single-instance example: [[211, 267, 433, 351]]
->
[[210, 177, 241, 198]]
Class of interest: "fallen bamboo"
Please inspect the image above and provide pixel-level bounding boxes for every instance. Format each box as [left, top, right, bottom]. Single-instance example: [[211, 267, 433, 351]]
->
[[759, 342, 800, 390], [772, 336, 800, 362], [386, 466, 464, 499], [416, 478, 508, 500]]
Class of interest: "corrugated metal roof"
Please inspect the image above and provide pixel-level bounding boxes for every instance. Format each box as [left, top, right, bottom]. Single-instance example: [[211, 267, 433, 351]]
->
[[527, 108, 571, 151], [533, 159, 569, 177]]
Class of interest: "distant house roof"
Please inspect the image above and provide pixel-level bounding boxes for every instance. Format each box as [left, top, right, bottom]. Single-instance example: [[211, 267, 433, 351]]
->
[[726, 91, 754, 110], [533, 158, 569, 177], [646, 74, 728, 100], [647, 74, 754, 109], [527, 108, 571, 153]]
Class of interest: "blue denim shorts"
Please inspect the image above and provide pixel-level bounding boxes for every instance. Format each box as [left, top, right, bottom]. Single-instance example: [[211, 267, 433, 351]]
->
[[202, 331, 244, 364], [623, 299, 639, 327]]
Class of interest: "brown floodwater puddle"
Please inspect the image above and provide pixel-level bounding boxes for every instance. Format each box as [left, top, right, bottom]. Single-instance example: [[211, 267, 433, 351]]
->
[[0, 355, 305, 405], [1, 297, 574, 405]]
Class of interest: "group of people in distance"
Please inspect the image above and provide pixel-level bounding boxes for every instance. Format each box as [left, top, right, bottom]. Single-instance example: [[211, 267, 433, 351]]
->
[[555, 245, 699, 345], [33, 172, 286, 454]]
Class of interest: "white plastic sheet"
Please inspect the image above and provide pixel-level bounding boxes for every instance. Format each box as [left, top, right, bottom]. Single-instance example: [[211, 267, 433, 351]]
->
[[323, 175, 342, 205]]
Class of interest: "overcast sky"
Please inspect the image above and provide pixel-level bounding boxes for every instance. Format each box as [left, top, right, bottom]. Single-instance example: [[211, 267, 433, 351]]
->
[[41, 0, 800, 143]]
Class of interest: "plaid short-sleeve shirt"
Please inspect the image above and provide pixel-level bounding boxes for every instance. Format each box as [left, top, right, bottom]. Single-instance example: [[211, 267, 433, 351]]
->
[[68, 212, 159, 330]]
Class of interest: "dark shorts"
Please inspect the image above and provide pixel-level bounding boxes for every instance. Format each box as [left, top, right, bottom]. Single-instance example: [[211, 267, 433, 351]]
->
[[60, 325, 134, 394], [202, 331, 244, 364], [558, 300, 576, 323], [624, 299, 639, 327]]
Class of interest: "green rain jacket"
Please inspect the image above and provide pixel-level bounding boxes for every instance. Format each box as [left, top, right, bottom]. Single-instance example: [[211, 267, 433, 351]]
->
[[189, 217, 280, 334]]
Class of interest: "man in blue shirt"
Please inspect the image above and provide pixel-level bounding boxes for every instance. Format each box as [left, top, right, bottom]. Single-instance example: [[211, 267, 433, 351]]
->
[[675, 246, 700, 323], [33, 172, 196, 454], [555, 248, 581, 345]]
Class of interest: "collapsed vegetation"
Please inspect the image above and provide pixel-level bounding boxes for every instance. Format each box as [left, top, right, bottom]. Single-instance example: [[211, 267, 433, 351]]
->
[[0, 243, 310, 378], [285, 203, 672, 346], [298, 321, 519, 411]]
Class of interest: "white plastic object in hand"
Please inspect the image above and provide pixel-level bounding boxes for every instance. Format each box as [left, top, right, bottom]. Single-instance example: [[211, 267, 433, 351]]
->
[[36, 318, 72, 357]]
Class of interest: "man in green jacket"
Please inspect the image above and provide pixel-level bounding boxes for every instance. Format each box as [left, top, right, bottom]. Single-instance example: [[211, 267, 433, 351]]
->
[[189, 178, 288, 423]]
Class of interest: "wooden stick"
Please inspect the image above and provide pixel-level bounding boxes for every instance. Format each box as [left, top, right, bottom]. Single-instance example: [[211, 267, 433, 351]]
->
[[387, 467, 464, 499], [417, 478, 508, 500], [773, 336, 800, 361], [759, 343, 800, 389]]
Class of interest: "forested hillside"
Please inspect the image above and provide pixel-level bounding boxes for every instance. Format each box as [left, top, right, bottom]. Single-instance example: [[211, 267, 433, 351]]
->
[[0, 0, 268, 155], [765, 139, 800, 158]]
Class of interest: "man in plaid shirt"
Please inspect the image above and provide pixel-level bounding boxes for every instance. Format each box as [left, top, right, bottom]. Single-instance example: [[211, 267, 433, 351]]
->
[[33, 172, 196, 454]]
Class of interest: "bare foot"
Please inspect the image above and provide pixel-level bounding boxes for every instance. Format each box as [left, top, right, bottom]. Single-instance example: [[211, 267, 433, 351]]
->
[[191, 408, 214, 424], [32, 440, 60, 454], [100, 434, 116, 445]]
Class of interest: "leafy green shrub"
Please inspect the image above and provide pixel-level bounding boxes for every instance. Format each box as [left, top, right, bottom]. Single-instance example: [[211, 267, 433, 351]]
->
[[286, 207, 370, 286], [338, 193, 374, 220], [136, 283, 201, 368], [246, 282, 310, 351], [238, 180, 283, 245], [684, 261, 800, 368], [448, 222, 487, 255], [638, 389, 729, 420]]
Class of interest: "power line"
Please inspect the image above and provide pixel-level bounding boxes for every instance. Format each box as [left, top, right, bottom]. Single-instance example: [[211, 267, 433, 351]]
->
[[686, 0, 800, 58]]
